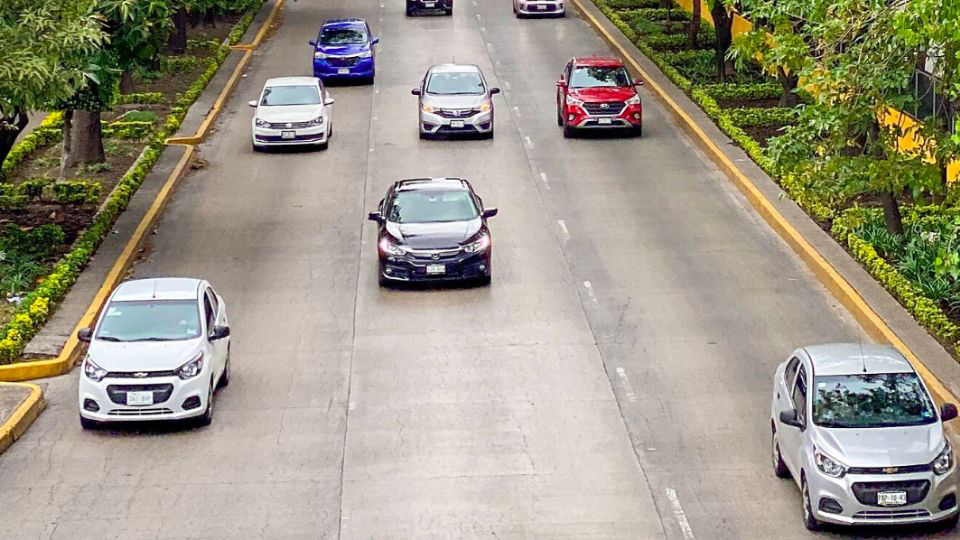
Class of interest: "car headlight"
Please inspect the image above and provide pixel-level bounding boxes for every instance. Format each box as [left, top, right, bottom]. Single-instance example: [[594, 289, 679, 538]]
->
[[83, 356, 107, 382], [625, 95, 641, 105], [177, 353, 204, 380], [462, 233, 490, 253], [421, 104, 435, 113], [359, 49, 373, 58], [933, 442, 953, 475], [566, 95, 584, 107], [309, 115, 324, 126], [314, 51, 327, 60], [255, 118, 269, 127], [814, 447, 847, 478], [480, 101, 492, 113], [378, 236, 406, 256]]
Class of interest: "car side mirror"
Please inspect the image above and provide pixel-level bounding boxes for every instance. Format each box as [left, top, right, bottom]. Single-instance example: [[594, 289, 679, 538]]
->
[[210, 325, 230, 341], [941, 403, 958, 422], [368, 211, 383, 223], [411, 88, 421, 96], [324, 97, 335, 106], [371, 37, 380, 45], [779, 409, 804, 429], [248, 100, 258, 108], [482, 208, 498, 218], [309, 40, 316, 46], [557, 78, 566, 87], [490, 87, 501, 95], [77, 327, 93, 343], [634, 78, 645, 86]]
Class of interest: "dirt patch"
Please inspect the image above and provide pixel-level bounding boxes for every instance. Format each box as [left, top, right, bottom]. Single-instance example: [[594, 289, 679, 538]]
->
[[717, 97, 783, 109], [741, 124, 787, 147], [10, 138, 143, 193], [0, 205, 96, 249]]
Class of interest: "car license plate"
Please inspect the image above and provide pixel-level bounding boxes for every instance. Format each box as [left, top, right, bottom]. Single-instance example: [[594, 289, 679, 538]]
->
[[426, 264, 445, 275], [127, 391, 154, 406], [424, 1, 436, 6], [450, 120, 465, 128], [338, 68, 350, 75], [538, 4, 548, 9], [877, 491, 907, 506], [598, 118, 613, 125], [281, 130, 295, 140]]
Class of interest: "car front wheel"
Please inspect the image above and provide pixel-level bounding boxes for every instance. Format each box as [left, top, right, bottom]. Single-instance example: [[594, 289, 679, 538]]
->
[[802, 478, 821, 531], [197, 383, 215, 427], [772, 429, 790, 479], [80, 415, 99, 430]]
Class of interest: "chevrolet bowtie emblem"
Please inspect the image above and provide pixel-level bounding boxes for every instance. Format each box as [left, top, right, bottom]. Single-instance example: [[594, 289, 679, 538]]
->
[[883, 467, 899, 474], [133, 372, 148, 378], [285, 123, 292, 128]]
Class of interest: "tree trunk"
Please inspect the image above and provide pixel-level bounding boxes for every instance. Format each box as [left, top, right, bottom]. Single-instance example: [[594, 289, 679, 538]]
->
[[688, 0, 701, 50], [711, 1, 733, 82], [60, 110, 105, 176], [119, 71, 135, 94], [880, 191, 904, 236], [0, 108, 30, 177], [188, 10, 202, 28], [168, 7, 189, 54], [203, 9, 216, 27], [777, 67, 800, 107]]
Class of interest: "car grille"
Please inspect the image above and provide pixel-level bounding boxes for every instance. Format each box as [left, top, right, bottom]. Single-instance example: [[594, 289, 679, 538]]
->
[[583, 101, 626, 115], [852, 480, 930, 507], [407, 248, 462, 261], [267, 121, 312, 129], [105, 369, 177, 379], [436, 108, 480, 119], [326, 56, 360, 67], [853, 509, 931, 520], [848, 464, 932, 475], [107, 408, 175, 417], [523, 2, 559, 11], [106, 384, 175, 405]]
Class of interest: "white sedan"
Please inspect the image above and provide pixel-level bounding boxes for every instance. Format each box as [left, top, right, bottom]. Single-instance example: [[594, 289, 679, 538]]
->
[[77, 278, 231, 428], [249, 76, 334, 151]]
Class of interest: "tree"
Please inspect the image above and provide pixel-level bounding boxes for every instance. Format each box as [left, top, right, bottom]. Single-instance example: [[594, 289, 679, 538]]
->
[[0, 1, 104, 173], [709, 0, 734, 82], [688, 0, 702, 50], [730, 15, 805, 107]]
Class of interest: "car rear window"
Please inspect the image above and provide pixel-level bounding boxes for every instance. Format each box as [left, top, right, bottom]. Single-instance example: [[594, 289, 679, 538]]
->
[[260, 85, 321, 106], [97, 300, 201, 342], [387, 189, 479, 223], [570, 66, 631, 88], [813, 373, 938, 428]]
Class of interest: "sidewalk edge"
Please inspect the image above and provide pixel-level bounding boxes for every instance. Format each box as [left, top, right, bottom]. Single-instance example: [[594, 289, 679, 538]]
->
[[0, 383, 45, 456]]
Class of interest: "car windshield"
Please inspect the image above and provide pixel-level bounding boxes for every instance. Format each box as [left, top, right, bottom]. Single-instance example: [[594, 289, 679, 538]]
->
[[426, 72, 485, 95], [387, 189, 479, 223], [260, 85, 321, 106], [96, 300, 201, 342], [320, 27, 367, 45], [570, 66, 631, 88], [813, 373, 938, 428]]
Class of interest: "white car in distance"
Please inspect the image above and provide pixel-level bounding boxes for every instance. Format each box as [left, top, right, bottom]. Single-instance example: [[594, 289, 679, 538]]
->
[[77, 278, 231, 428], [249, 76, 334, 152]]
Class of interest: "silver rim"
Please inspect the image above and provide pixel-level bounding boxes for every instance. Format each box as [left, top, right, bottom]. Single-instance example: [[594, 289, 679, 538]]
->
[[803, 482, 812, 522], [206, 386, 214, 417], [772, 433, 780, 469]]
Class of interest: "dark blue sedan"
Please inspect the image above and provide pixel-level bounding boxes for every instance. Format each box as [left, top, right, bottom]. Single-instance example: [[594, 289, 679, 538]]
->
[[310, 19, 378, 83]]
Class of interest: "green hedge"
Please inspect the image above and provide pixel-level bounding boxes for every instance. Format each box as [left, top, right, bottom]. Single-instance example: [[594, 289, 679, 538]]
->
[[0, 178, 101, 208], [1, 113, 65, 178], [700, 82, 782, 101], [606, 0, 662, 9], [114, 92, 165, 105], [728, 107, 796, 127], [102, 121, 155, 140]]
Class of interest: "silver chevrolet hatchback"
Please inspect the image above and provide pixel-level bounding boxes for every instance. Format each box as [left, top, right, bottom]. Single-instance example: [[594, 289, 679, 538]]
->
[[771, 344, 959, 530]]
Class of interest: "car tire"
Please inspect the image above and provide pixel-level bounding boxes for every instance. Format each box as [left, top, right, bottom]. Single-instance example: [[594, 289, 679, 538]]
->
[[477, 273, 491, 286], [219, 346, 231, 389], [557, 107, 563, 126], [80, 415, 99, 430], [444, 8, 453, 15], [632, 125, 643, 138], [252, 142, 264, 153], [563, 124, 575, 139], [378, 271, 389, 288], [772, 428, 790, 479], [802, 478, 821, 531], [419, 130, 431, 140], [197, 383, 215, 427], [317, 140, 329, 151], [484, 129, 494, 140], [943, 513, 960, 530]]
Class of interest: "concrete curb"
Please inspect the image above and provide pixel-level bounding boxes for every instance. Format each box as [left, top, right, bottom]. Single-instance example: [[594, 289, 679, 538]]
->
[[570, 0, 960, 408], [0, 383, 45, 456], [0, 0, 284, 383]]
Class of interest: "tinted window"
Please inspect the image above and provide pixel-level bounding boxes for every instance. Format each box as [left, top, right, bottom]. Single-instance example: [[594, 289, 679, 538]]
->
[[569, 66, 631, 88], [320, 27, 367, 45], [261, 85, 321, 106], [387, 189, 479, 224], [426, 72, 485, 95], [785, 357, 800, 387], [792, 366, 808, 424], [97, 300, 201, 342], [813, 373, 937, 428]]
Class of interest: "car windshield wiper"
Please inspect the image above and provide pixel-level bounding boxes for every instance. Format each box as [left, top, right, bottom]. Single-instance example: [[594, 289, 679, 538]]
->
[[131, 337, 180, 342], [96, 336, 125, 342]]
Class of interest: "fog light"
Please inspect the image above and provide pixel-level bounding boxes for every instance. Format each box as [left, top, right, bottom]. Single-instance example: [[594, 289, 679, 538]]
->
[[385, 268, 392, 274], [634, 113, 641, 119], [182, 396, 202, 411], [83, 399, 100, 412], [940, 494, 957, 511], [479, 264, 486, 271], [568, 114, 575, 121], [818, 498, 843, 515]]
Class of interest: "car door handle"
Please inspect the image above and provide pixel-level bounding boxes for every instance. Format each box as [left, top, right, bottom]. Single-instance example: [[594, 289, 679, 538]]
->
[[776, 392, 780, 399]]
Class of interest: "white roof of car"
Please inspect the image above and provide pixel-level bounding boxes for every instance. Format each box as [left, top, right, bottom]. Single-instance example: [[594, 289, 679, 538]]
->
[[428, 64, 481, 74], [803, 343, 914, 376], [264, 77, 319, 87], [112, 278, 202, 302]]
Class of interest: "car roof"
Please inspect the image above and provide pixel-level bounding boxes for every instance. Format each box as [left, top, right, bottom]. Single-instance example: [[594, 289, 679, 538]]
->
[[427, 64, 482, 74], [111, 278, 203, 302], [802, 343, 915, 376], [264, 77, 319, 87], [394, 177, 470, 191], [573, 56, 624, 67], [322, 18, 367, 28]]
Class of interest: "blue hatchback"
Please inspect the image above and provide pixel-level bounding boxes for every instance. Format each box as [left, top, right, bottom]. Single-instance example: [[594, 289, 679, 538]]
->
[[310, 19, 378, 83]]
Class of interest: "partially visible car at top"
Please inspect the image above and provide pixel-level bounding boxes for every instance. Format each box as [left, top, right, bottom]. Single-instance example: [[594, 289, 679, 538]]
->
[[310, 19, 379, 83], [513, 0, 565, 17], [77, 278, 232, 428], [368, 178, 498, 286], [771, 343, 959, 530], [406, 0, 453, 16], [556, 56, 644, 138], [412, 64, 500, 139], [249, 77, 335, 151]]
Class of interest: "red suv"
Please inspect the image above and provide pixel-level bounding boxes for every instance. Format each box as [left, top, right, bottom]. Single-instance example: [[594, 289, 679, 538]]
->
[[556, 57, 643, 138]]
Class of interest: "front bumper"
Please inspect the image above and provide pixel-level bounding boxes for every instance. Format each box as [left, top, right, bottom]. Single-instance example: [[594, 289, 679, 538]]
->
[[517, 1, 565, 15], [379, 249, 491, 282], [252, 124, 327, 147], [564, 103, 642, 130], [313, 57, 375, 79], [808, 467, 960, 526], [78, 374, 210, 422], [408, 0, 453, 11], [420, 110, 493, 135]]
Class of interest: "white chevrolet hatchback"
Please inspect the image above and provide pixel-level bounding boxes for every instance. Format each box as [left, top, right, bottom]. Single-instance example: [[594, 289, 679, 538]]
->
[[77, 278, 231, 428]]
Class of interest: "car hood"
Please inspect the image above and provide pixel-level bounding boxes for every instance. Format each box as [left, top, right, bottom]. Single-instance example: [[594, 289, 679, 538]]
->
[[815, 423, 944, 467], [319, 43, 369, 55], [569, 86, 636, 102], [386, 219, 481, 249], [422, 94, 488, 110], [87, 339, 203, 372], [256, 104, 324, 123]]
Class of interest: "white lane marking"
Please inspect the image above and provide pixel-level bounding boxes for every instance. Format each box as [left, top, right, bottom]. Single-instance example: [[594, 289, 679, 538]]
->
[[615, 367, 637, 402], [665, 488, 696, 539], [557, 220, 569, 240], [504, 80, 511, 89], [540, 172, 550, 190], [524, 136, 534, 149], [513, 105, 520, 114], [583, 281, 598, 303]]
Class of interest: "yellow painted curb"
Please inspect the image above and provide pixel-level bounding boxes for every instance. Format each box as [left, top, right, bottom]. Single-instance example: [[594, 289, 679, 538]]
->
[[571, 0, 960, 407], [0, 383, 45, 455]]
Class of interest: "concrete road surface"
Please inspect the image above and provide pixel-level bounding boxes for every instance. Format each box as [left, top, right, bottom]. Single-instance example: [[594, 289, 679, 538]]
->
[[0, 1, 948, 539]]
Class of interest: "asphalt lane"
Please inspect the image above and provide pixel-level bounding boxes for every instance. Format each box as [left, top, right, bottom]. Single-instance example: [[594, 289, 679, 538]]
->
[[0, 0, 948, 539]]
